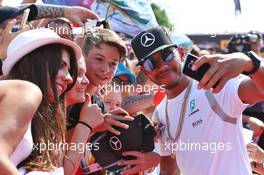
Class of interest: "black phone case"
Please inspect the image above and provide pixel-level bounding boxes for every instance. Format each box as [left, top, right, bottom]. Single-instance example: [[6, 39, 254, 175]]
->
[[182, 54, 210, 81]]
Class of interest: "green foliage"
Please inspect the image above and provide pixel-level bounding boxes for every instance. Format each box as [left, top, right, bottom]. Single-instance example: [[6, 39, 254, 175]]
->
[[151, 3, 173, 29]]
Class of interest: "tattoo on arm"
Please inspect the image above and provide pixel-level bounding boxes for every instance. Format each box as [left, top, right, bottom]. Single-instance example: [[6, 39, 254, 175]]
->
[[122, 93, 154, 106], [35, 5, 65, 19]]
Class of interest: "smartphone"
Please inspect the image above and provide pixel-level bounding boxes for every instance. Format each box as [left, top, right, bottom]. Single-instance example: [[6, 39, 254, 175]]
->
[[12, 8, 30, 32], [182, 54, 210, 81], [182, 54, 219, 88]]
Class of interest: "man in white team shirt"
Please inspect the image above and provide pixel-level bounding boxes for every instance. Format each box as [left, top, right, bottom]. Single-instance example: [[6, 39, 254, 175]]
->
[[130, 26, 264, 175]]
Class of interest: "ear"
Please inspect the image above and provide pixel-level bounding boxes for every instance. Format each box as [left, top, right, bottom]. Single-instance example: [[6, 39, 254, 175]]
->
[[139, 67, 147, 76], [178, 47, 185, 62]]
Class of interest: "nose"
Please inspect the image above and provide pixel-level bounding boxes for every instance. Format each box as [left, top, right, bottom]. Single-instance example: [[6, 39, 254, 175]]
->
[[100, 63, 110, 73], [64, 71, 73, 85], [156, 59, 169, 70], [81, 75, 89, 85]]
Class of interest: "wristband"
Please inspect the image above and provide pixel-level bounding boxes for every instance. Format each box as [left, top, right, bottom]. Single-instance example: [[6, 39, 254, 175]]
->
[[242, 51, 261, 76], [78, 121, 93, 132]]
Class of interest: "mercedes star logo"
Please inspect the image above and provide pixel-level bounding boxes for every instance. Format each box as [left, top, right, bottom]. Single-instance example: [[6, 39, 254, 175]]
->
[[109, 136, 122, 151], [140, 32, 155, 47]]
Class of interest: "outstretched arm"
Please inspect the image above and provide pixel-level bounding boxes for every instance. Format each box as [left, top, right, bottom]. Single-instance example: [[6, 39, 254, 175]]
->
[[34, 4, 99, 26], [192, 52, 264, 104]]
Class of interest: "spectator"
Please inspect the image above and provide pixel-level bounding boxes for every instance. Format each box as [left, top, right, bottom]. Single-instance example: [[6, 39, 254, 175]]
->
[[46, 18, 74, 41], [66, 56, 89, 106], [71, 28, 159, 174], [102, 83, 123, 112], [0, 80, 42, 175], [0, 4, 98, 59], [2, 28, 103, 174]]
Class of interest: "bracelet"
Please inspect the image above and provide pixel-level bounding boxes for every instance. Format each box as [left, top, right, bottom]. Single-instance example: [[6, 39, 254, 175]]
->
[[77, 121, 93, 132]]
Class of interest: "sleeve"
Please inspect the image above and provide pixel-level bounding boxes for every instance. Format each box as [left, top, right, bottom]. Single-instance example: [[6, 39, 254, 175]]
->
[[214, 76, 249, 117]]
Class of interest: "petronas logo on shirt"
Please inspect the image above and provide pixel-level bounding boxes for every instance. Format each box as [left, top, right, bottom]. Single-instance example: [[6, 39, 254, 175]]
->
[[189, 99, 200, 117], [190, 99, 196, 112]]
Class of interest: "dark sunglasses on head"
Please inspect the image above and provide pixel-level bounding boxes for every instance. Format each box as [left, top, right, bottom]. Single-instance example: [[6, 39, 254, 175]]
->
[[140, 47, 177, 71]]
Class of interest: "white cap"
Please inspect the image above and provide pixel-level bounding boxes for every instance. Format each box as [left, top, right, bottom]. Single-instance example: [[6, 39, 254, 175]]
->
[[2, 28, 82, 75]]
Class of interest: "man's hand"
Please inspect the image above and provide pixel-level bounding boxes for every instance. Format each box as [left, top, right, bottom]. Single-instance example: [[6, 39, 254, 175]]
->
[[93, 108, 134, 135], [117, 151, 160, 175], [247, 143, 264, 163], [64, 6, 99, 26], [192, 52, 253, 93], [0, 19, 30, 59]]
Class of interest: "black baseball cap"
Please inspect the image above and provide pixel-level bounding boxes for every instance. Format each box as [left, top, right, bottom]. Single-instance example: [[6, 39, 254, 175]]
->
[[131, 26, 178, 65], [0, 5, 38, 24], [90, 114, 156, 172]]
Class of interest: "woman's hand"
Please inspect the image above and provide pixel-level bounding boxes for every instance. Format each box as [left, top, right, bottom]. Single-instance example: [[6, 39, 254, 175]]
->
[[93, 108, 134, 135]]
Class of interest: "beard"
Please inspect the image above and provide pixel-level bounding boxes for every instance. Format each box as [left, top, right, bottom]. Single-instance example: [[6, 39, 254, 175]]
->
[[148, 74, 181, 90], [163, 79, 181, 89]]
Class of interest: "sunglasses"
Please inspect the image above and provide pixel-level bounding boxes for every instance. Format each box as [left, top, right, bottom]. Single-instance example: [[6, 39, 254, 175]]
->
[[247, 34, 259, 43], [140, 47, 177, 71]]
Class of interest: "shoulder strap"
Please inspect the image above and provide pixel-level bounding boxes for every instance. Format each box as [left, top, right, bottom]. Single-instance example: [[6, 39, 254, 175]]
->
[[205, 90, 237, 124]]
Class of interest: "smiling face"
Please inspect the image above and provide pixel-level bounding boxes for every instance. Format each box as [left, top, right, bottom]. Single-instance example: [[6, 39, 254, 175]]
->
[[140, 48, 185, 90], [66, 56, 89, 106], [48, 50, 73, 101], [84, 43, 120, 87], [103, 90, 122, 112]]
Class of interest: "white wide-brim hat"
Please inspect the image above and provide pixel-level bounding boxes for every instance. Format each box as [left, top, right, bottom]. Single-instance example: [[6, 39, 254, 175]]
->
[[2, 28, 82, 76]]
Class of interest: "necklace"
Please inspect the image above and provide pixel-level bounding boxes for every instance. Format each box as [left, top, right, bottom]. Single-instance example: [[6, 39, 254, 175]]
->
[[165, 80, 192, 158]]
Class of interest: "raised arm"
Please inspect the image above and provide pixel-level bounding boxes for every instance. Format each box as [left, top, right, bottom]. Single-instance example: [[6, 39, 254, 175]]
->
[[122, 93, 154, 115], [34, 4, 99, 26], [192, 52, 264, 104]]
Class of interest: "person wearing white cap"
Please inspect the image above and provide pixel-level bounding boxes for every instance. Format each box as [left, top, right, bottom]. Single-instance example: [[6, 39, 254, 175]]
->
[[2, 28, 104, 175], [0, 80, 42, 175]]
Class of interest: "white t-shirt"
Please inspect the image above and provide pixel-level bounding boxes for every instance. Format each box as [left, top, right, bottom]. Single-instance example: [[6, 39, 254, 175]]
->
[[154, 78, 251, 175], [18, 167, 64, 175], [10, 122, 33, 166]]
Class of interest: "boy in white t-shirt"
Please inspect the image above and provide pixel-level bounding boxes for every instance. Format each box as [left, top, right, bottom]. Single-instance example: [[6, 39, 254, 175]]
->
[[125, 26, 264, 175]]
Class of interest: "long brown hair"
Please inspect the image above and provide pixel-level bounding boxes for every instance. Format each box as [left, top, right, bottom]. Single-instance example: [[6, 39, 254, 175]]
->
[[8, 44, 77, 171]]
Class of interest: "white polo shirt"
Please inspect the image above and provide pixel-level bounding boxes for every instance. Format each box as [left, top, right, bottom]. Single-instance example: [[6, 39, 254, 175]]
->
[[155, 77, 252, 175]]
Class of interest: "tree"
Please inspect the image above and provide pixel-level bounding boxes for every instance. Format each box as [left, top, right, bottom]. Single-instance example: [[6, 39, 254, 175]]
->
[[151, 3, 173, 29]]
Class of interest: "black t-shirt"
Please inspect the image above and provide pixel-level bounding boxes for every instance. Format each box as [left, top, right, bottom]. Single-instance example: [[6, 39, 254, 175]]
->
[[243, 102, 264, 121]]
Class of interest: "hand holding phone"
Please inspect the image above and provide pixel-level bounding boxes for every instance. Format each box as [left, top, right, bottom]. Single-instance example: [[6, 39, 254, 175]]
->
[[12, 9, 30, 32], [84, 19, 110, 31], [182, 54, 219, 88]]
